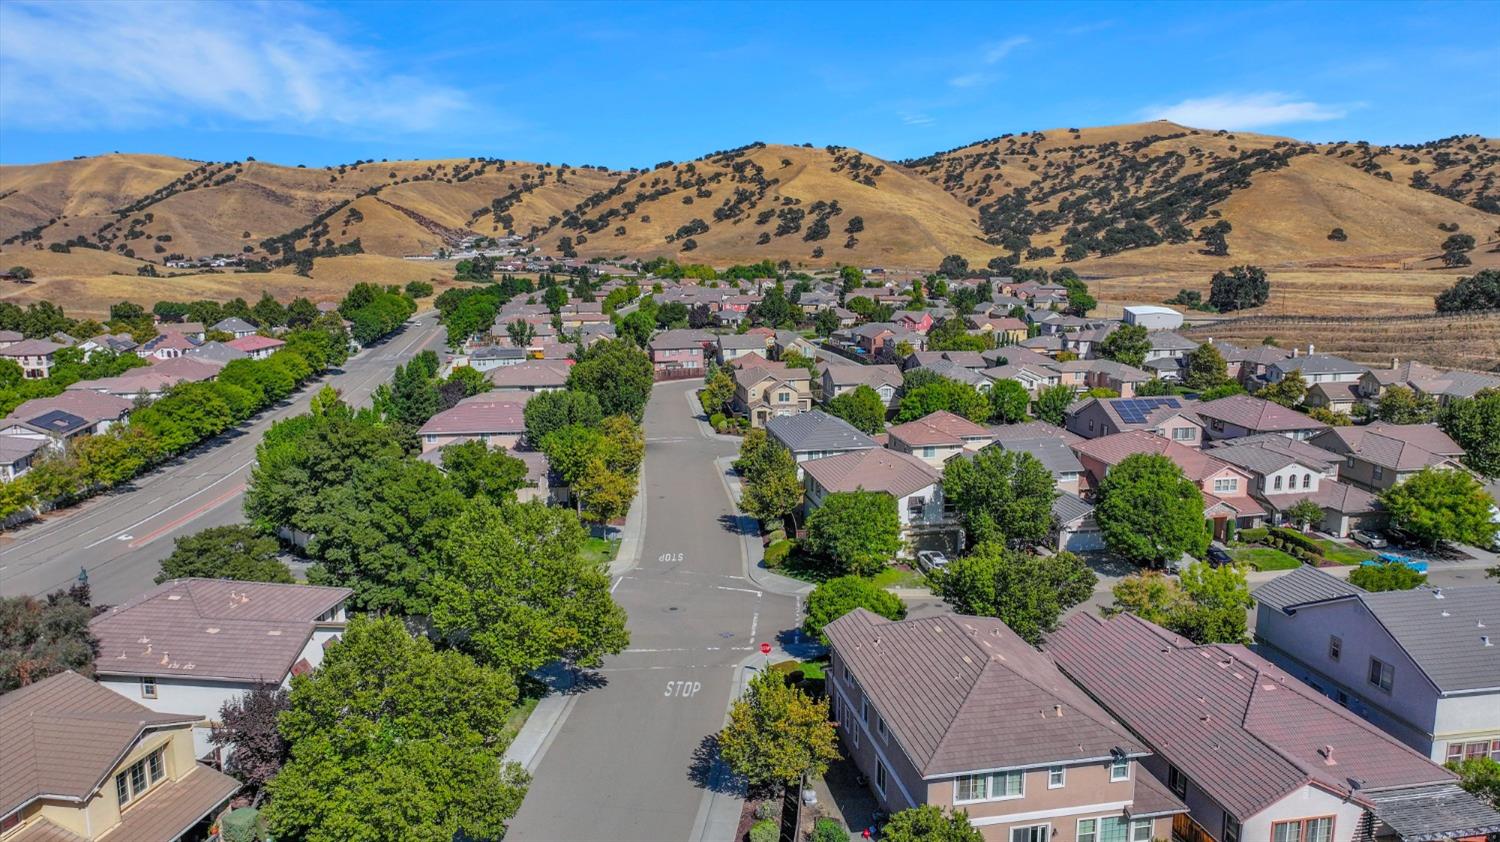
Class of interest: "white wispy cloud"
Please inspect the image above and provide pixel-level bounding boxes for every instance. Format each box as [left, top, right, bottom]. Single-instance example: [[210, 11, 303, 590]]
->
[[947, 73, 993, 89], [899, 111, 935, 126], [982, 35, 1030, 64], [1141, 92, 1349, 129], [0, 0, 484, 136]]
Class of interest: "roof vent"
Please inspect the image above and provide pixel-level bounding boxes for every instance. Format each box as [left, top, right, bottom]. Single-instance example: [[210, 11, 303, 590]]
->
[[1318, 744, 1335, 764], [1053, 704, 1064, 718], [205, 627, 220, 634], [1200, 713, 1211, 722], [1479, 620, 1487, 629], [1484, 636, 1493, 648], [167, 594, 182, 601], [267, 629, 283, 636], [1441, 611, 1451, 618], [1433, 588, 1444, 599]]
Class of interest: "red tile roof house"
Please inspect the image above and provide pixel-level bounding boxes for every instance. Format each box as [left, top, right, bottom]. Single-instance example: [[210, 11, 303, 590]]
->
[[891, 309, 935, 335], [1208, 440, 1381, 537], [1045, 612, 1500, 842], [821, 364, 902, 410], [223, 334, 285, 360], [0, 339, 64, 379], [1, 391, 135, 450], [801, 447, 952, 553], [825, 610, 1187, 842], [1194, 395, 1329, 442], [416, 397, 528, 453], [886, 411, 995, 467], [1064, 397, 1204, 446], [1071, 430, 1264, 543], [0, 671, 241, 842], [89, 578, 351, 764], [1306, 423, 1466, 495], [485, 359, 572, 393], [647, 329, 714, 374]]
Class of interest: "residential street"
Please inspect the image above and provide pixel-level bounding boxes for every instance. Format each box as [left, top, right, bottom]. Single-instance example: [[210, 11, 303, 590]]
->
[[0, 313, 447, 604], [507, 379, 800, 842]]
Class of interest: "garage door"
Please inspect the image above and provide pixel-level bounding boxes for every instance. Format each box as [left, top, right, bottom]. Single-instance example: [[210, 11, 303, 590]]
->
[[1062, 527, 1105, 552]]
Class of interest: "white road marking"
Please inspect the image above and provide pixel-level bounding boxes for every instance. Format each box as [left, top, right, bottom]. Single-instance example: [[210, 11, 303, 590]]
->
[[81, 458, 256, 549], [749, 611, 759, 641], [610, 577, 624, 594], [715, 585, 762, 595]]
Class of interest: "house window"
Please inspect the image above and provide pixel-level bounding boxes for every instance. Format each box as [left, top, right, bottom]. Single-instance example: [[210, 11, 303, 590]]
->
[[1446, 740, 1500, 763], [1273, 475, 1283, 491], [140, 677, 157, 699], [877, 715, 888, 742], [955, 774, 988, 803], [1346, 456, 1355, 468], [991, 770, 1023, 798], [1373, 465, 1385, 481], [954, 770, 1023, 803], [1088, 420, 1095, 432], [1329, 636, 1342, 661], [1369, 657, 1394, 692], [778, 391, 790, 403], [875, 761, 887, 794], [1273, 818, 1334, 842], [922, 446, 936, 458], [1214, 478, 1237, 494], [1109, 756, 1130, 781], [1172, 427, 1195, 441], [1224, 816, 1241, 842], [1303, 473, 1312, 489], [116, 772, 131, 805], [148, 750, 164, 783], [1010, 825, 1049, 842], [1167, 764, 1187, 797], [1048, 766, 1065, 789]]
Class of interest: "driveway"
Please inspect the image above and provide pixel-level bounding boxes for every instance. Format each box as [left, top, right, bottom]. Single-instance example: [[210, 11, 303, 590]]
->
[[507, 379, 799, 842]]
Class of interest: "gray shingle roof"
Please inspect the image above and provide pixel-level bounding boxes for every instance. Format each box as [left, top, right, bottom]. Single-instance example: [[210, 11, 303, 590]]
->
[[997, 436, 1085, 478], [1052, 490, 1094, 525], [1276, 353, 1368, 376], [1360, 586, 1500, 692], [765, 410, 876, 453], [1251, 564, 1362, 613]]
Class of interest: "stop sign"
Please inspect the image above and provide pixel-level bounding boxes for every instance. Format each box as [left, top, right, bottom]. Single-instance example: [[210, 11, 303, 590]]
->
[[759, 642, 772, 655]]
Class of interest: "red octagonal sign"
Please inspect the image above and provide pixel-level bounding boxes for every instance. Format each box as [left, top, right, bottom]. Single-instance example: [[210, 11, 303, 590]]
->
[[759, 642, 772, 655]]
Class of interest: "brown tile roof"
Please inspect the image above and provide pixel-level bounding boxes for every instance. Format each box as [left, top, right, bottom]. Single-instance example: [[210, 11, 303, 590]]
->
[[418, 400, 527, 437], [0, 339, 65, 357], [824, 364, 902, 390], [988, 421, 1084, 445], [7, 821, 86, 842], [91, 579, 350, 683], [0, 671, 200, 816], [484, 360, 571, 388], [1127, 768, 1190, 819], [104, 765, 240, 842], [1045, 612, 1457, 818], [1310, 422, 1463, 471], [1195, 394, 1327, 433], [802, 447, 939, 498], [826, 610, 1145, 777], [4, 391, 134, 427], [1071, 430, 1237, 484], [1261, 479, 1378, 516], [886, 411, 991, 448], [145, 356, 223, 381], [224, 335, 285, 353]]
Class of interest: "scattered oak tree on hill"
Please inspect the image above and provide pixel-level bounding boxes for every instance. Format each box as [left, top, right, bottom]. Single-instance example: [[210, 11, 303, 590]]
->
[[1434, 269, 1500, 313], [1208, 265, 1270, 312]]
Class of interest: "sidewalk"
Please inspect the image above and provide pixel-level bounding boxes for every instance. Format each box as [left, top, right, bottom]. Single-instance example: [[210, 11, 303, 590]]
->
[[713, 455, 814, 599]]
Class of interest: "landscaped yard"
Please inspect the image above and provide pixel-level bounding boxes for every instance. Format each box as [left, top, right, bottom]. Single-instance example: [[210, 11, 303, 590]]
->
[[1311, 538, 1375, 565], [774, 549, 927, 590], [582, 537, 620, 566], [1230, 546, 1302, 571]]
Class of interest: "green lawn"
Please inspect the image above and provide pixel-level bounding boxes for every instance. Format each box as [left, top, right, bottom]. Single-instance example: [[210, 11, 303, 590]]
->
[[870, 566, 928, 589], [500, 693, 542, 747], [1230, 546, 1303, 571], [775, 551, 927, 590], [1311, 538, 1375, 565], [582, 537, 620, 566]]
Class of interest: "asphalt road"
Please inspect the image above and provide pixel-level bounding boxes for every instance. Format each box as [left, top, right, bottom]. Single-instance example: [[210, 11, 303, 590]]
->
[[507, 379, 799, 842], [0, 312, 447, 604]]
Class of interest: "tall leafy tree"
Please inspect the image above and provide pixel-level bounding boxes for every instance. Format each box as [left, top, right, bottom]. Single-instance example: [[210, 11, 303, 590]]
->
[[1378, 386, 1437, 424], [895, 377, 989, 423], [739, 440, 803, 524], [802, 577, 905, 644], [1182, 343, 1229, 390], [1097, 324, 1150, 368], [523, 389, 603, 444], [156, 525, 293, 584], [568, 338, 654, 419], [881, 807, 985, 842], [1439, 389, 1500, 478], [1208, 265, 1270, 311], [1095, 453, 1208, 566], [265, 616, 529, 842], [824, 385, 886, 434], [211, 686, 290, 802], [0, 586, 98, 691], [942, 448, 1055, 547], [804, 491, 903, 576], [1259, 370, 1307, 408], [931, 543, 1096, 645], [1109, 565, 1253, 644], [988, 379, 1030, 424], [1381, 467, 1498, 549], [1033, 383, 1075, 426], [1435, 269, 1500, 313], [440, 441, 529, 501], [718, 671, 839, 790]]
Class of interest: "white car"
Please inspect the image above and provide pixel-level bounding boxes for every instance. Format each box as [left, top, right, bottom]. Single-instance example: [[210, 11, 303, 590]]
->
[[916, 551, 949, 572], [1352, 530, 1388, 549]]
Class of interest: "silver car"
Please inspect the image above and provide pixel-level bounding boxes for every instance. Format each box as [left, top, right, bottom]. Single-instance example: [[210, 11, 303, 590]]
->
[[1352, 530, 1388, 549], [916, 550, 949, 572]]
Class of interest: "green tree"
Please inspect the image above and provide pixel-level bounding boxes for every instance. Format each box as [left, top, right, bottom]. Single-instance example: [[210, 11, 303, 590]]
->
[[1285, 498, 1326, 532], [1259, 370, 1307, 408], [881, 806, 985, 842], [616, 308, 656, 347], [699, 368, 736, 416], [938, 255, 970, 278], [987, 379, 1030, 424], [1136, 378, 1177, 397], [1378, 385, 1437, 424], [1097, 324, 1150, 368], [1096, 454, 1208, 566], [931, 543, 1096, 645], [805, 491, 903, 576], [1182, 343, 1229, 390], [802, 576, 906, 644], [1439, 389, 1500, 477], [155, 525, 292, 584], [543, 284, 569, 314], [252, 292, 286, 328], [1382, 467, 1498, 549], [1435, 269, 1500, 313], [824, 385, 886, 434], [751, 286, 795, 328], [568, 338, 654, 419], [429, 499, 629, 676], [1172, 562, 1254, 644], [839, 265, 863, 296], [440, 441, 529, 501], [718, 671, 839, 789], [896, 377, 989, 423], [739, 441, 803, 524], [1349, 561, 1428, 592], [506, 319, 535, 348], [1447, 756, 1500, 809], [1201, 382, 1247, 401], [1208, 265, 1270, 311], [1033, 383, 1075, 426], [942, 448, 1055, 548], [523, 389, 603, 444], [265, 616, 529, 842], [1, 586, 97, 692], [814, 307, 841, 336]]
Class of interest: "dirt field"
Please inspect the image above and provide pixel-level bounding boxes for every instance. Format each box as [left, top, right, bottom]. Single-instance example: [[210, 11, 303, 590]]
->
[[1182, 311, 1500, 372]]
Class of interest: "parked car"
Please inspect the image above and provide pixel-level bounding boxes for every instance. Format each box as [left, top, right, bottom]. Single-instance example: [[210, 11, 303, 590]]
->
[[1352, 530, 1388, 549], [1206, 545, 1233, 567], [916, 550, 948, 572]]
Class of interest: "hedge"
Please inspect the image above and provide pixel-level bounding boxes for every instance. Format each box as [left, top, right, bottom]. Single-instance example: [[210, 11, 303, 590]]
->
[[764, 539, 796, 568], [1270, 527, 1323, 556], [1237, 527, 1268, 543]]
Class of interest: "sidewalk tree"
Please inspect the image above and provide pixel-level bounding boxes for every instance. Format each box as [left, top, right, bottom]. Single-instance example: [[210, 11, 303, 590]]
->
[[1182, 343, 1229, 390], [988, 379, 1030, 424], [1285, 499, 1325, 533], [265, 616, 529, 842], [825, 385, 885, 434], [699, 368, 735, 416], [881, 806, 985, 842], [718, 671, 839, 790], [802, 577, 906, 644], [1259, 370, 1307, 408], [804, 491, 902, 576], [931, 543, 1096, 645], [1095, 453, 1208, 566], [1033, 383, 1075, 426], [568, 339, 654, 419], [895, 377, 989, 423], [429, 499, 629, 677], [1097, 324, 1150, 368], [1439, 389, 1500, 477], [156, 525, 293, 584], [1349, 561, 1427, 592], [739, 442, 802, 524], [1381, 467, 1498, 549], [523, 389, 603, 444], [942, 448, 1055, 547]]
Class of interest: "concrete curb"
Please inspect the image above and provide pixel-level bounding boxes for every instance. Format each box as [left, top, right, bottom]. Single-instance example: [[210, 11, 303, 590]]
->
[[713, 455, 813, 599], [611, 465, 648, 578]]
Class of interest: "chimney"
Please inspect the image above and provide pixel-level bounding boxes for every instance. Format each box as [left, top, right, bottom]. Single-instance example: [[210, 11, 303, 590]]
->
[[1308, 343, 1316, 355], [1484, 636, 1493, 648], [1292, 347, 1299, 358]]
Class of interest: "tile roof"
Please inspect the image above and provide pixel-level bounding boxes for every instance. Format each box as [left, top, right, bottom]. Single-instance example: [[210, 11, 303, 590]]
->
[[1127, 769, 1191, 819], [995, 436, 1086, 478], [1310, 422, 1463, 471], [418, 400, 527, 437], [1277, 353, 1368, 376], [484, 359, 571, 388], [765, 410, 877, 453], [211, 317, 258, 333], [1259, 479, 1378, 516], [802, 447, 939, 498], [184, 341, 250, 365], [4, 390, 134, 426], [0, 434, 47, 463], [988, 421, 1083, 444], [91, 579, 350, 683], [887, 410, 992, 448], [0, 671, 200, 816], [7, 820, 86, 842], [1364, 784, 1500, 842], [826, 609, 1145, 777], [103, 765, 241, 842], [1052, 490, 1094, 525], [224, 335, 285, 353], [0, 339, 64, 357], [1046, 612, 1458, 819], [1071, 430, 1234, 483], [1212, 433, 1342, 470], [1251, 564, 1363, 613], [1195, 394, 1328, 433], [144, 356, 223, 381], [824, 364, 902, 390], [719, 333, 770, 349], [1358, 585, 1500, 692]]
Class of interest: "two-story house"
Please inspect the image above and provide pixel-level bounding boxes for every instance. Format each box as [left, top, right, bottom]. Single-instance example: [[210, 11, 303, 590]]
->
[[886, 411, 994, 467], [0, 339, 64, 379], [826, 610, 1187, 842], [647, 328, 714, 374], [765, 410, 877, 478], [1209, 439, 1382, 537], [1194, 395, 1328, 442], [416, 396, 528, 452], [210, 317, 259, 339], [1254, 566, 1500, 763], [1265, 350, 1368, 387], [1306, 423, 1465, 494], [731, 361, 813, 427], [0, 671, 240, 841], [485, 359, 571, 393], [821, 364, 902, 410], [0, 391, 135, 452], [801, 447, 948, 551], [718, 332, 771, 364], [90, 578, 352, 761], [1046, 612, 1500, 842], [1064, 396, 1203, 446]]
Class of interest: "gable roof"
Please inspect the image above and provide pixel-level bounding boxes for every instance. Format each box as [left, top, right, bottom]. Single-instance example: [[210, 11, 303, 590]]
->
[[4, 390, 134, 427], [826, 610, 1144, 777], [418, 399, 527, 437], [1251, 564, 1363, 613], [1276, 353, 1368, 376], [1072, 430, 1238, 484], [824, 363, 902, 390], [91, 579, 351, 683], [802, 447, 939, 498], [1070, 396, 1199, 431], [0, 339, 64, 357], [995, 436, 1086, 477], [485, 359, 571, 388], [887, 410, 991, 448], [224, 335, 285, 353], [765, 410, 877, 453], [1195, 395, 1328, 433], [1309, 422, 1463, 471]]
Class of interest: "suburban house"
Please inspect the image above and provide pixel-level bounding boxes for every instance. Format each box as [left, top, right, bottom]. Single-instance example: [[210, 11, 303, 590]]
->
[[91, 578, 351, 761], [0, 339, 64, 379], [982, 362, 1065, 395], [184, 341, 249, 367], [0, 391, 134, 449], [0, 670, 240, 842], [1358, 359, 1500, 405], [800, 447, 948, 550], [1064, 396, 1203, 446], [1253, 566, 1500, 764], [731, 361, 813, 427], [886, 411, 994, 467], [821, 364, 902, 410], [849, 322, 898, 357], [0, 436, 46, 482], [78, 333, 139, 358], [1304, 382, 1362, 415], [1051, 491, 1104, 552], [1071, 430, 1264, 541], [1202, 340, 1290, 384], [891, 310, 935, 334], [417, 397, 528, 452], [1046, 612, 1500, 842], [156, 322, 206, 341], [967, 315, 1028, 345], [718, 332, 771, 364], [991, 435, 1087, 496], [1264, 351, 1368, 387], [773, 330, 820, 361], [223, 335, 284, 360], [210, 317, 258, 339], [1208, 439, 1380, 537], [1307, 423, 1465, 494], [0, 329, 22, 349], [466, 345, 529, 372], [136, 332, 200, 361], [765, 410, 877, 477], [647, 329, 713, 374], [1194, 395, 1328, 441], [1054, 359, 1154, 398], [485, 359, 571, 393], [825, 610, 1186, 842]]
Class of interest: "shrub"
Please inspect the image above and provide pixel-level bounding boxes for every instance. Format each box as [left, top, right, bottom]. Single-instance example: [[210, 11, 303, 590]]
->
[[810, 818, 846, 842], [1238, 527, 1268, 543], [1270, 527, 1322, 555], [754, 801, 778, 821], [764, 539, 795, 568], [750, 819, 778, 842]]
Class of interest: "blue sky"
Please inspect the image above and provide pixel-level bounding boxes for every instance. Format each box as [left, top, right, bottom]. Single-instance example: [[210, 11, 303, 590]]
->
[[2, 0, 1496, 168]]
